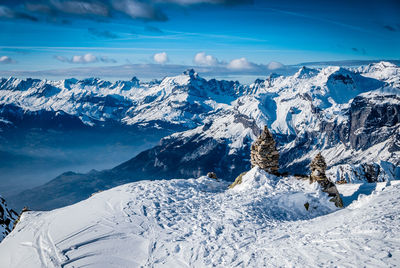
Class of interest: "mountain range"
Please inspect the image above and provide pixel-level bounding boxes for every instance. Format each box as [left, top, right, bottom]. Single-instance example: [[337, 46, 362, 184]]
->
[[1, 61, 399, 210]]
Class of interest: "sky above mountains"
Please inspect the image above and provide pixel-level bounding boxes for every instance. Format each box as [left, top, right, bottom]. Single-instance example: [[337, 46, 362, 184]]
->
[[0, 0, 399, 80]]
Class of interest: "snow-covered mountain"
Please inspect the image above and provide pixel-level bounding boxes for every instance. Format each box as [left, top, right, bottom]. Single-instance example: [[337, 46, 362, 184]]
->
[[4, 61, 400, 211], [0, 69, 244, 130], [1, 168, 399, 267], [0, 69, 245, 198], [113, 62, 399, 182]]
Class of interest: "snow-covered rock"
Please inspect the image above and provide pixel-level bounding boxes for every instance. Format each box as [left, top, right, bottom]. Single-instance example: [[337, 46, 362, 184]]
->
[[1, 170, 399, 267], [0, 195, 18, 242]]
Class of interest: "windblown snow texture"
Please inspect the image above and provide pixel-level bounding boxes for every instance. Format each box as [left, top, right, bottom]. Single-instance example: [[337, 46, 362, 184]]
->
[[0, 168, 399, 267]]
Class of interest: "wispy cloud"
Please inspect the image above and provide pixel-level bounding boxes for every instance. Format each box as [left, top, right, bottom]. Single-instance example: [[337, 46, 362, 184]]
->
[[383, 25, 397, 32], [0, 5, 38, 21], [54, 53, 117, 64], [0, 56, 16, 64], [262, 7, 373, 34], [0, 0, 252, 23], [0, 61, 292, 82], [267, 61, 284, 70], [112, 0, 167, 21], [351, 47, 367, 55], [100, 56, 117, 63], [144, 25, 164, 33], [88, 28, 119, 39], [155, 0, 253, 5]]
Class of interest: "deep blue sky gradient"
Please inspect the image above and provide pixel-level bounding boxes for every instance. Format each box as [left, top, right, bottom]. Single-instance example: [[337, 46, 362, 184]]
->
[[0, 0, 399, 79]]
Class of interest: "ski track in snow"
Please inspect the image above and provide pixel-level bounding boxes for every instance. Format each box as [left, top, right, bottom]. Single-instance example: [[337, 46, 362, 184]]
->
[[0, 170, 399, 267]]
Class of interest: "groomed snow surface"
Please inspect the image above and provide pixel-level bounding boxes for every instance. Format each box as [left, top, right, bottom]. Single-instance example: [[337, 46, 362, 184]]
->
[[1, 168, 399, 267]]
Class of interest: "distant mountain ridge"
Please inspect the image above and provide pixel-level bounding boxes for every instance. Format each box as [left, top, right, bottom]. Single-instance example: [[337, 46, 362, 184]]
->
[[3, 61, 400, 210], [0, 69, 245, 131]]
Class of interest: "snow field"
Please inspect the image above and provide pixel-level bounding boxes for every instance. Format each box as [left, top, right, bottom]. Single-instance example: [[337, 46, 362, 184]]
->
[[1, 168, 399, 267]]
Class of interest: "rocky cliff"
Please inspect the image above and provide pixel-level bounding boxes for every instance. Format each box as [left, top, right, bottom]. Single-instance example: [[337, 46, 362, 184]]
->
[[0, 195, 18, 241]]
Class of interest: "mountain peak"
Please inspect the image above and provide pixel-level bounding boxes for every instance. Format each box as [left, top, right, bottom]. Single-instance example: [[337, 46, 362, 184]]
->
[[374, 61, 398, 68], [295, 66, 319, 79], [183, 69, 198, 78]]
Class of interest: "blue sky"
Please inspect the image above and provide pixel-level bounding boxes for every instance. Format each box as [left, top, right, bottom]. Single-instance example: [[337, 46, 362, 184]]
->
[[0, 0, 399, 80]]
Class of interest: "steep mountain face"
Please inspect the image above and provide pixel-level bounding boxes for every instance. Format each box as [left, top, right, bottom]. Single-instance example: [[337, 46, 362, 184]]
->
[[348, 94, 399, 150], [5, 62, 400, 210], [0, 195, 18, 242], [116, 63, 399, 182], [115, 110, 257, 180]]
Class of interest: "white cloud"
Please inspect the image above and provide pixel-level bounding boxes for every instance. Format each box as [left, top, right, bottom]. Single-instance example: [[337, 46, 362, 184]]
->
[[267, 61, 284, 70], [54, 55, 69, 62], [72, 53, 98, 63], [153, 52, 169, 64], [0, 63, 300, 82], [0, 56, 15, 64], [55, 53, 99, 64], [227, 57, 254, 70], [193, 52, 219, 66]]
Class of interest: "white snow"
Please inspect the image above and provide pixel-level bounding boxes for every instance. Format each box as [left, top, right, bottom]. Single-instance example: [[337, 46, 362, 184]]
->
[[1, 168, 399, 267]]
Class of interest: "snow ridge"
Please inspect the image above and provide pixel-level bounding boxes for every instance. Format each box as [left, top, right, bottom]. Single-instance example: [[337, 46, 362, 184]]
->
[[1, 169, 399, 267]]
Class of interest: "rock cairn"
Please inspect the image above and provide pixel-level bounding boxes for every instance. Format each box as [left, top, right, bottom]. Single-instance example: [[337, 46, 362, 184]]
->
[[310, 152, 343, 208], [250, 126, 279, 175], [310, 152, 327, 182]]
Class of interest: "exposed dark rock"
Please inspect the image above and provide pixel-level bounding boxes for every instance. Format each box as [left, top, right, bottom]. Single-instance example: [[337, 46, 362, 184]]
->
[[0, 196, 18, 241], [363, 164, 381, 183], [207, 172, 218, 180], [349, 95, 400, 151]]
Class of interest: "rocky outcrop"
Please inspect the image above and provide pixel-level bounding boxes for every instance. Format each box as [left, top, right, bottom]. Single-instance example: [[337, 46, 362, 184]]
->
[[250, 126, 279, 175], [207, 172, 218, 180], [0, 196, 18, 241], [228, 171, 247, 189], [310, 153, 343, 208], [348, 95, 400, 151], [328, 162, 400, 183]]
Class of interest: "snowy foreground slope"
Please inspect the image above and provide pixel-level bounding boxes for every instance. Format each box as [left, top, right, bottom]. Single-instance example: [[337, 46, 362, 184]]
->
[[1, 168, 399, 267]]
